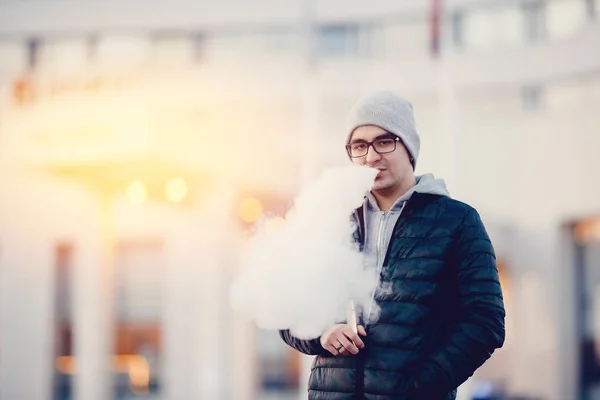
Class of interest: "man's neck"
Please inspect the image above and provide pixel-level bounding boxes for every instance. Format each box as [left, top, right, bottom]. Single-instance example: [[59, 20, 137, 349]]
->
[[371, 175, 417, 212]]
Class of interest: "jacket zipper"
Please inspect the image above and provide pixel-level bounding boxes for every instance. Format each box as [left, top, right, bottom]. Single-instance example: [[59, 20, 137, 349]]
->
[[354, 201, 409, 398], [365, 202, 406, 321], [364, 211, 387, 320]]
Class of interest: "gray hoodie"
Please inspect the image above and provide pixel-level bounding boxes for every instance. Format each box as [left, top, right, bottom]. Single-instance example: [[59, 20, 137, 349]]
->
[[362, 173, 450, 321]]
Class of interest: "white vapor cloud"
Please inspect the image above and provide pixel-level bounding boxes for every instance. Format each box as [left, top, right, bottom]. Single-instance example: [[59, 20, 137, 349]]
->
[[229, 165, 380, 339]]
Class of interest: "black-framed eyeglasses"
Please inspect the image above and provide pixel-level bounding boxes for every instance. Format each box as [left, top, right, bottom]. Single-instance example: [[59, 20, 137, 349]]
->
[[346, 136, 401, 158]]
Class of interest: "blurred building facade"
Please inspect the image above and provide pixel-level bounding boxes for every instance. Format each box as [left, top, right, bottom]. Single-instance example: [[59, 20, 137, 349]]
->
[[0, 1, 599, 400]]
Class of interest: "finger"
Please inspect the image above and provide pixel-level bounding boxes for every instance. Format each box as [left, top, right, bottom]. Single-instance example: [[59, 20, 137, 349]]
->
[[337, 335, 359, 355], [330, 335, 347, 354], [337, 341, 352, 356], [338, 345, 355, 356], [325, 343, 340, 356], [343, 327, 365, 349], [357, 325, 367, 337]]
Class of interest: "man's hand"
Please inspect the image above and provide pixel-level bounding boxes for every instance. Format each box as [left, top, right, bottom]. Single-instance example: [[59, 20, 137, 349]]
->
[[320, 324, 367, 356]]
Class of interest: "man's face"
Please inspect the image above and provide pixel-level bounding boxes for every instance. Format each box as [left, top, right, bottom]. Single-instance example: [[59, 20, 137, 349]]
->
[[348, 125, 413, 193]]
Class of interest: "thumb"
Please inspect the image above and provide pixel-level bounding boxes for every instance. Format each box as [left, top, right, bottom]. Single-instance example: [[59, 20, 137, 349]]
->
[[357, 325, 367, 337]]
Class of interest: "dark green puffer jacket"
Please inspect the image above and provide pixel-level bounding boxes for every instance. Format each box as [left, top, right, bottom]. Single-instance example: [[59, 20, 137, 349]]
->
[[280, 192, 506, 400]]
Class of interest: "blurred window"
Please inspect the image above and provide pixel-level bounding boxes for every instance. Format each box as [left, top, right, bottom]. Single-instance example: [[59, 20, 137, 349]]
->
[[151, 34, 197, 67], [38, 39, 88, 76], [379, 20, 428, 59], [203, 30, 298, 63], [546, 0, 587, 39], [461, 4, 524, 49], [262, 29, 301, 53], [317, 24, 361, 56], [116, 240, 164, 322], [114, 239, 164, 400], [257, 330, 300, 399], [95, 36, 152, 71], [0, 41, 27, 77], [113, 325, 162, 400]]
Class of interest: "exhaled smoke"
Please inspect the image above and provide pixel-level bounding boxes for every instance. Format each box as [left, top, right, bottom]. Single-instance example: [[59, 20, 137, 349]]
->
[[229, 165, 380, 339]]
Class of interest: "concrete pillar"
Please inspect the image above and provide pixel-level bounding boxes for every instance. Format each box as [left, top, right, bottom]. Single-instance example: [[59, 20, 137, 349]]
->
[[72, 194, 115, 400], [162, 226, 199, 399], [299, 355, 313, 400], [0, 237, 54, 400], [230, 316, 258, 400], [194, 238, 228, 399], [163, 184, 248, 400], [194, 183, 239, 400], [226, 227, 258, 400]]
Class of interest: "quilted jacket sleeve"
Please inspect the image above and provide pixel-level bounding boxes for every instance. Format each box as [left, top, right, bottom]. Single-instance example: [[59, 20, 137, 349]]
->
[[279, 330, 326, 356], [407, 208, 506, 397]]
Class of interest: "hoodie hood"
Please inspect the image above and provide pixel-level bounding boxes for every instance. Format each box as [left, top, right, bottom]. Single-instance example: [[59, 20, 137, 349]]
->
[[366, 173, 450, 212]]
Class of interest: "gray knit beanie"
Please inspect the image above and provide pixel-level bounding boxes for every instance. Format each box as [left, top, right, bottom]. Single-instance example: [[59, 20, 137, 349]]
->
[[346, 91, 420, 169]]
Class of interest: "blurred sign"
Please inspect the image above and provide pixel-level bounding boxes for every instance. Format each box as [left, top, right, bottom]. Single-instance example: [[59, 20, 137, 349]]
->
[[2, 71, 305, 195], [12, 76, 37, 106], [11, 74, 137, 107], [3, 72, 193, 168]]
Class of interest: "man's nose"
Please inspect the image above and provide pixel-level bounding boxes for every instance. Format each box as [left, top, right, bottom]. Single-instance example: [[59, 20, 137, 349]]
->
[[365, 145, 381, 164]]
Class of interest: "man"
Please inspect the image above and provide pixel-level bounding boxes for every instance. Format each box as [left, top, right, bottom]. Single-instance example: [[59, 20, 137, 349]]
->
[[280, 91, 505, 399]]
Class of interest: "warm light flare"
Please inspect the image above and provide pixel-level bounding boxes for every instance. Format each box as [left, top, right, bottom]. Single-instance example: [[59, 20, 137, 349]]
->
[[165, 177, 188, 203], [126, 180, 147, 204], [127, 356, 150, 395], [237, 197, 263, 223], [55, 355, 150, 394], [574, 218, 600, 244]]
